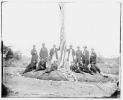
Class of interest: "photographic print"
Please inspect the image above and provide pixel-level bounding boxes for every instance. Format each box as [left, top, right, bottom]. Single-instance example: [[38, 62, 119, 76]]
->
[[1, 0, 121, 98]]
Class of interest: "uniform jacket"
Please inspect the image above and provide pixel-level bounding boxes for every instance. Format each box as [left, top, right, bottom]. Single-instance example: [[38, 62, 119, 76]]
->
[[83, 50, 89, 60], [76, 50, 83, 62], [50, 47, 60, 60], [90, 52, 97, 64], [39, 47, 48, 62], [31, 49, 38, 63]]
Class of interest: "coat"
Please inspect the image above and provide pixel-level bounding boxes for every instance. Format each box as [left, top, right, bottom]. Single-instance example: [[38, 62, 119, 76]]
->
[[39, 47, 48, 62], [90, 52, 97, 64], [76, 50, 83, 62], [50, 48, 59, 60], [83, 50, 89, 60], [66, 49, 75, 60], [31, 49, 38, 63]]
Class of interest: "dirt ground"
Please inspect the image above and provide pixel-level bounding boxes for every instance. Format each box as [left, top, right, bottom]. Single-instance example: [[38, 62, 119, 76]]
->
[[2, 58, 120, 98]]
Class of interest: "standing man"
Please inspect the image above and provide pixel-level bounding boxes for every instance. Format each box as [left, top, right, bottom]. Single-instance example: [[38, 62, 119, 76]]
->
[[31, 45, 38, 64], [66, 45, 75, 66], [83, 46, 89, 66], [50, 45, 60, 63], [90, 48, 97, 64], [76, 46, 83, 64], [39, 43, 48, 67]]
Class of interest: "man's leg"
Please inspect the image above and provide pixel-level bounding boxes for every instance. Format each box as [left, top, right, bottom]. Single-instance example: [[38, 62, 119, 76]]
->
[[95, 66, 101, 73], [85, 60, 89, 66], [44, 62, 46, 69], [23, 67, 33, 74], [34, 66, 41, 72]]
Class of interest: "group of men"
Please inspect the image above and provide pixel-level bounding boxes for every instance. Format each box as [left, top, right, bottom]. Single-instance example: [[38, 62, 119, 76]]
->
[[23, 43, 101, 75]]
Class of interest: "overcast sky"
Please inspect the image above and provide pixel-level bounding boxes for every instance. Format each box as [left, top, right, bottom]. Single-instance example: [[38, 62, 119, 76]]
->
[[2, 2, 120, 58]]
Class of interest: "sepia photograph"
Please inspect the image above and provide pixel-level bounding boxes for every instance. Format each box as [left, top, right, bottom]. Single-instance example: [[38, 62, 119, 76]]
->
[[1, 0, 121, 98]]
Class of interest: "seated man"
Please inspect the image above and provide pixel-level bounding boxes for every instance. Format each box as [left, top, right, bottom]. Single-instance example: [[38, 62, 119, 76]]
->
[[23, 60, 37, 74], [70, 61, 83, 74], [34, 59, 46, 72], [70, 61, 78, 73], [45, 61, 58, 74], [79, 61, 93, 75], [90, 62, 101, 74], [90, 62, 108, 78]]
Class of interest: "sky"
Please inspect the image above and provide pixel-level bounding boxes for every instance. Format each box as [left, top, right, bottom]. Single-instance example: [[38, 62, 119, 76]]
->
[[2, 2, 120, 58]]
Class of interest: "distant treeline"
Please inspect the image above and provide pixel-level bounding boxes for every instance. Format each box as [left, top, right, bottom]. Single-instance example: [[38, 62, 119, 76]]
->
[[97, 57, 119, 64]]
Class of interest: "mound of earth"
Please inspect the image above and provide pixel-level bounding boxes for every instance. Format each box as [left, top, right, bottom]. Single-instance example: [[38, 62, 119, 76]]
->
[[3, 66, 119, 98], [22, 70, 114, 83]]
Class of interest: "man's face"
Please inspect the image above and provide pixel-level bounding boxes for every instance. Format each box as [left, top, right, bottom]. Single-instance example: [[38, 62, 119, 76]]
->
[[91, 63, 94, 66], [53, 45, 56, 48], [42, 43, 45, 47], [70, 46, 72, 49], [91, 49, 94, 52], [84, 47, 86, 51], [33, 46, 36, 49], [77, 47, 80, 50]]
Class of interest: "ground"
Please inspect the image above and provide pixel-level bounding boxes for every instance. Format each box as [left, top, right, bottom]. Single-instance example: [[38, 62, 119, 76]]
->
[[2, 57, 120, 98]]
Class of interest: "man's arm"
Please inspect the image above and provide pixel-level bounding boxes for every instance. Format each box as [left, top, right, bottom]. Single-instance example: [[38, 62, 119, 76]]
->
[[39, 49, 42, 58], [46, 48, 48, 58], [31, 49, 35, 55]]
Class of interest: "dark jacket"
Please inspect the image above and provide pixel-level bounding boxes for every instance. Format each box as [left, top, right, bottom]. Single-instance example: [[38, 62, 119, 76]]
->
[[31, 49, 38, 63], [39, 47, 48, 62], [83, 50, 89, 60], [50, 48, 60, 60], [90, 52, 97, 64], [76, 50, 83, 62]]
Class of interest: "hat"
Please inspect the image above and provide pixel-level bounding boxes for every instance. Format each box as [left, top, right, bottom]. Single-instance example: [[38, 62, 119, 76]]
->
[[83, 46, 87, 48], [70, 45, 73, 47]]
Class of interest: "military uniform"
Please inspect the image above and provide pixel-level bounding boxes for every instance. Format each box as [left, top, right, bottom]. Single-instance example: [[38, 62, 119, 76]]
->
[[50, 47, 59, 62], [90, 64, 100, 74], [23, 61, 37, 74], [45, 62, 58, 73], [79, 63, 93, 75], [31, 49, 38, 63], [34, 60, 46, 72], [90, 52, 97, 64], [39, 47, 48, 62], [83, 49, 89, 66], [76, 49, 83, 63]]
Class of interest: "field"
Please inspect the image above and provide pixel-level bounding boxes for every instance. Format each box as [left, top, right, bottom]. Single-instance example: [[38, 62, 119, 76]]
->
[[2, 56, 120, 98]]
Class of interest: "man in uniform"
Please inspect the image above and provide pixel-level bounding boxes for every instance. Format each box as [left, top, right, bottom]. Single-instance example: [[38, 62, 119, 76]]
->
[[22, 45, 38, 74], [39, 43, 48, 67], [44, 61, 58, 74], [34, 58, 46, 72], [49, 45, 60, 63], [90, 48, 97, 64], [78, 61, 93, 75], [90, 62, 100, 74], [83, 46, 89, 66], [23, 61, 37, 74], [76, 46, 83, 64], [31, 45, 38, 64], [70, 61, 84, 74], [90, 62, 108, 78], [66, 45, 75, 67]]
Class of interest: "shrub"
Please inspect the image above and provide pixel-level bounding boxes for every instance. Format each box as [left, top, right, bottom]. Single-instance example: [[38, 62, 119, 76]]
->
[[13, 51, 22, 60]]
